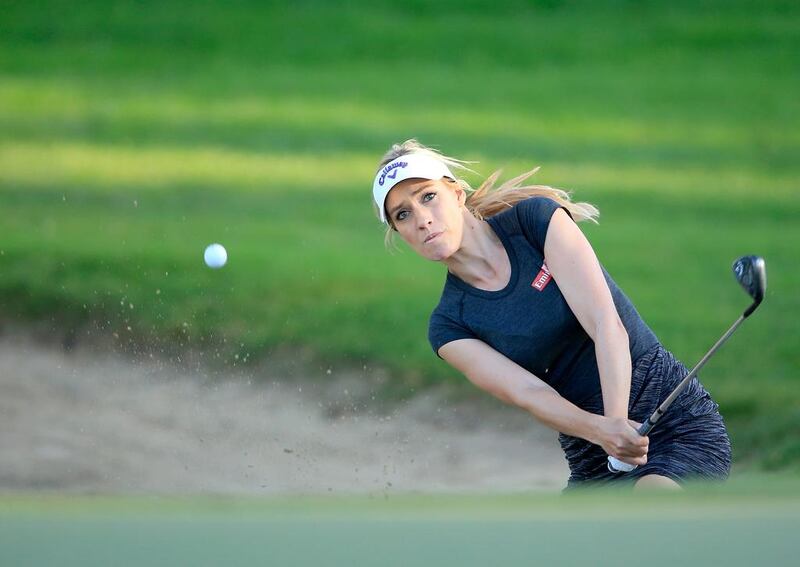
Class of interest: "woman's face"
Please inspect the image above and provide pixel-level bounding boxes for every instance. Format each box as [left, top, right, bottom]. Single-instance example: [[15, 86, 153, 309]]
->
[[384, 177, 466, 261]]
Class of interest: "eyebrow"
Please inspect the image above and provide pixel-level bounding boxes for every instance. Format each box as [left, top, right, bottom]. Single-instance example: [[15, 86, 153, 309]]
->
[[388, 184, 434, 216]]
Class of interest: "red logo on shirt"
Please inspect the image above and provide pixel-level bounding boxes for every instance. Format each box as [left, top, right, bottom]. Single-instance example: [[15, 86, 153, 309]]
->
[[532, 262, 552, 291]]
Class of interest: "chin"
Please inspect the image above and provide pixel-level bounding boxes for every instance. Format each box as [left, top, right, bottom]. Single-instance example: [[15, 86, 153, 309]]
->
[[421, 243, 454, 262]]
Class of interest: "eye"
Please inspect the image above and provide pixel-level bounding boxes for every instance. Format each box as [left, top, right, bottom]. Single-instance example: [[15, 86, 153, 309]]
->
[[395, 192, 435, 222]]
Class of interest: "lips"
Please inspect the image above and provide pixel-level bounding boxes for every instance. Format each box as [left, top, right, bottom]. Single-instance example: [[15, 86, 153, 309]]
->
[[424, 231, 442, 243]]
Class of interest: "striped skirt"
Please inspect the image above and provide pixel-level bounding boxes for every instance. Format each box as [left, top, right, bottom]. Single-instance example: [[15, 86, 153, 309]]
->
[[559, 342, 732, 489]]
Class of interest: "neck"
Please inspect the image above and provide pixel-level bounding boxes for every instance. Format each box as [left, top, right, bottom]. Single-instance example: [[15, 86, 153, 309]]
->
[[443, 213, 508, 289]]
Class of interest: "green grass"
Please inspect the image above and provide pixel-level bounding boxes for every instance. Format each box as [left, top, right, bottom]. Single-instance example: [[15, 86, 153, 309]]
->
[[0, 0, 799, 469], [2, 477, 800, 566]]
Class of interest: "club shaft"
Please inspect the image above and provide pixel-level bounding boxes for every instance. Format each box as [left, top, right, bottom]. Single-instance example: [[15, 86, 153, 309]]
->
[[637, 312, 748, 436]]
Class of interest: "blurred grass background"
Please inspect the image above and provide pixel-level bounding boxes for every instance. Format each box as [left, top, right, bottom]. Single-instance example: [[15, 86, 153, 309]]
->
[[0, 0, 798, 470], [2, 476, 800, 566]]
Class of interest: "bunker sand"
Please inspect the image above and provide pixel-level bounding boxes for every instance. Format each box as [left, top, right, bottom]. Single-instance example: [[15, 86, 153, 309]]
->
[[0, 333, 566, 494]]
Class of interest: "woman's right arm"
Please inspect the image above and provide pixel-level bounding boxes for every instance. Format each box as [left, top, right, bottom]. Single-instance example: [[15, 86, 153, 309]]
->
[[438, 338, 648, 466]]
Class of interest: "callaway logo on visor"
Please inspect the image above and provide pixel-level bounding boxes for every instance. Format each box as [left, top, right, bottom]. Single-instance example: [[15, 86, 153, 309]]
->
[[378, 161, 408, 186]]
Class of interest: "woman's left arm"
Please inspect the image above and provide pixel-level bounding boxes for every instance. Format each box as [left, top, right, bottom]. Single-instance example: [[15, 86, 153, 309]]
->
[[543, 208, 631, 419]]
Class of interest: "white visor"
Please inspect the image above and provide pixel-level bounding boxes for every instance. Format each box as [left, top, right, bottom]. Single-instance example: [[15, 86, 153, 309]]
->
[[372, 153, 455, 224]]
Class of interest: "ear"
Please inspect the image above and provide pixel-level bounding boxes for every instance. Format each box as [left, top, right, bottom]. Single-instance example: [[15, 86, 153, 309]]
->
[[454, 183, 467, 206], [445, 178, 462, 199]]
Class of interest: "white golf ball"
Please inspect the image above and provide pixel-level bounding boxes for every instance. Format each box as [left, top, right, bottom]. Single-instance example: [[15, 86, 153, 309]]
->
[[204, 243, 227, 269]]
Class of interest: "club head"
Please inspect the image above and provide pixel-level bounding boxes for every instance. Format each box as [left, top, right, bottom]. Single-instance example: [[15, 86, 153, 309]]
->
[[732, 256, 767, 315]]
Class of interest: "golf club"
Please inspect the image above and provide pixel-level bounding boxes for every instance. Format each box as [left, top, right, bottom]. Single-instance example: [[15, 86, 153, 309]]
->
[[608, 255, 767, 474]]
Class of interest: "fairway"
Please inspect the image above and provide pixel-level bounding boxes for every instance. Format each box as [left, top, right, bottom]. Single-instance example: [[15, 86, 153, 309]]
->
[[2, 482, 800, 567]]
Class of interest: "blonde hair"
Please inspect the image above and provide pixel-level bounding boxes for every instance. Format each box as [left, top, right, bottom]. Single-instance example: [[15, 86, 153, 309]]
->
[[374, 139, 599, 249]]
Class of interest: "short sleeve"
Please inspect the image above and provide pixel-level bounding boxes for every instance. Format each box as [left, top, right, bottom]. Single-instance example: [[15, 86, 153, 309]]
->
[[516, 196, 574, 251], [428, 311, 476, 359]]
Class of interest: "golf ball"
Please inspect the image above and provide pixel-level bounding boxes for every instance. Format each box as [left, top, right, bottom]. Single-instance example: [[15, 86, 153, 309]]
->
[[204, 243, 227, 269]]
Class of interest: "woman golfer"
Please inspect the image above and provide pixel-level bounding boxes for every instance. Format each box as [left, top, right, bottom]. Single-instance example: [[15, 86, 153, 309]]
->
[[372, 139, 731, 489]]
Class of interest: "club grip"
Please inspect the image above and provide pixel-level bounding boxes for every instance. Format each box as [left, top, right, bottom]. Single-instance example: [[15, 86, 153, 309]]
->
[[638, 420, 655, 436]]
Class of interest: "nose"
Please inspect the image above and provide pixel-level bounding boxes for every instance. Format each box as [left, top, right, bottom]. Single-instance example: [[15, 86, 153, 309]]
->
[[415, 205, 433, 228]]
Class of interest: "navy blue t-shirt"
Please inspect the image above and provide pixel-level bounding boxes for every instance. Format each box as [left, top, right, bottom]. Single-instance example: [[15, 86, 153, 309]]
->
[[427, 196, 659, 406]]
